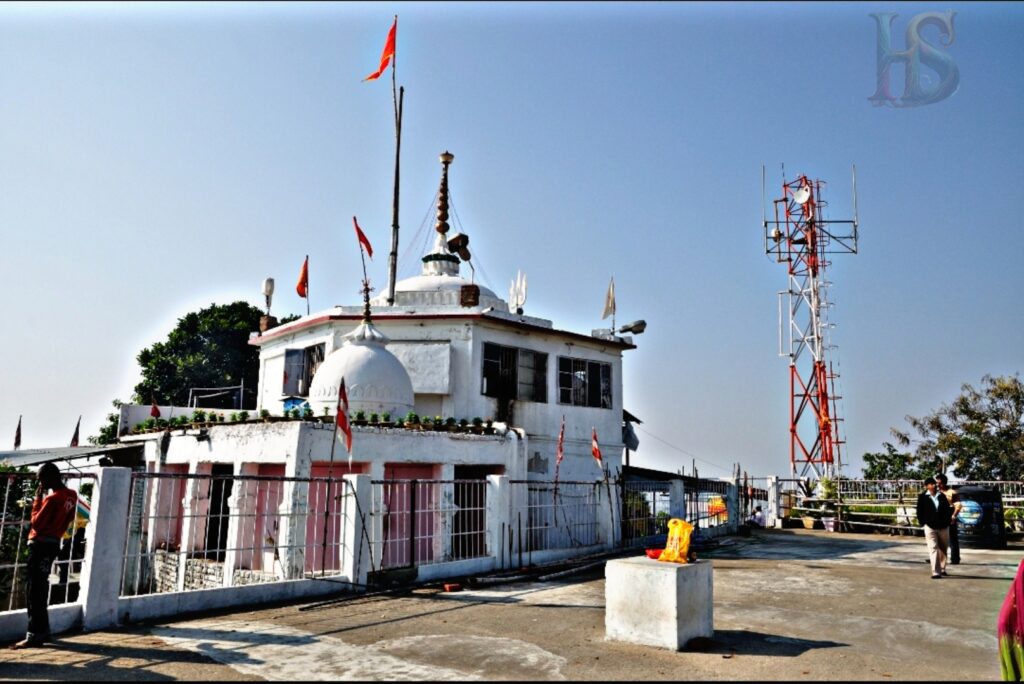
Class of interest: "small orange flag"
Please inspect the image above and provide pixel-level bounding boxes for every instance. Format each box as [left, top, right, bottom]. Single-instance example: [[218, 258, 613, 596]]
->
[[364, 17, 396, 82], [296, 255, 309, 298], [353, 217, 373, 258]]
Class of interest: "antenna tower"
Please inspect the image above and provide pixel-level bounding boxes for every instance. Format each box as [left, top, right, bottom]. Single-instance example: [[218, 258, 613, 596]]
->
[[763, 167, 859, 480]]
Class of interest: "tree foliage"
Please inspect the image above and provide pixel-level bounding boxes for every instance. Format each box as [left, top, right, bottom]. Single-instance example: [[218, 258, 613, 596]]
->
[[86, 304, 300, 443], [860, 442, 927, 480], [88, 399, 124, 446], [888, 374, 1024, 481], [133, 301, 266, 409]]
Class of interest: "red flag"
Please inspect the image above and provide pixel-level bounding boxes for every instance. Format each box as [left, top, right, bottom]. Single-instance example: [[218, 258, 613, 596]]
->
[[336, 378, 352, 455], [353, 217, 373, 258], [150, 401, 161, 418], [70, 416, 81, 448], [364, 17, 397, 82], [591, 427, 603, 468], [14, 415, 21, 450], [556, 415, 565, 465], [296, 255, 309, 298]]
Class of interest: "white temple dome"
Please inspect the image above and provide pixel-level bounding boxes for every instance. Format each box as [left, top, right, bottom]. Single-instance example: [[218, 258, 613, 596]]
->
[[371, 272, 503, 309], [308, 320, 414, 420]]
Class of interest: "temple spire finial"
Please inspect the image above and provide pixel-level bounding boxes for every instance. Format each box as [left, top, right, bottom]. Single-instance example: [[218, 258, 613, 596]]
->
[[361, 278, 372, 323], [436, 151, 454, 235]]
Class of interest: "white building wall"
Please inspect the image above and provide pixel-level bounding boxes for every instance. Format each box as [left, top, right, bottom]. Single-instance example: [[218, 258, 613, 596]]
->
[[250, 312, 629, 481], [130, 422, 524, 480]]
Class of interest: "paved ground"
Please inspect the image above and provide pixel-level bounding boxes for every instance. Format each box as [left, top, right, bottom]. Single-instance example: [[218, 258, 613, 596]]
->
[[1, 528, 1020, 680]]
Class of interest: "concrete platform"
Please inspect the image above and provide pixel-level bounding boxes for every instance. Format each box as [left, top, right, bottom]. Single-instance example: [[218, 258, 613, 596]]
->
[[605, 556, 713, 650], [0, 529, 1018, 680]]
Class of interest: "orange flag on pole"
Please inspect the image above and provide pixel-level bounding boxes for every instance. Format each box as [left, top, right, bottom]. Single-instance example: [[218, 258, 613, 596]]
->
[[336, 378, 353, 457], [296, 255, 309, 298], [353, 217, 374, 258], [364, 16, 397, 82], [556, 416, 565, 465]]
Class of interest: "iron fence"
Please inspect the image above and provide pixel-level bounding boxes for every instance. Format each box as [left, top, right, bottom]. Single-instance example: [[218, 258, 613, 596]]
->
[[509, 480, 606, 556], [620, 480, 670, 546], [685, 477, 731, 531], [740, 476, 772, 525], [1, 470, 95, 612], [369, 479, 489, 570], [120, 471, 357, 597]]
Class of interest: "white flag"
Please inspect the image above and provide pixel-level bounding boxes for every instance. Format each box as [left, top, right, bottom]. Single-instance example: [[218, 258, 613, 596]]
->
[[601, 277, 615, 320]]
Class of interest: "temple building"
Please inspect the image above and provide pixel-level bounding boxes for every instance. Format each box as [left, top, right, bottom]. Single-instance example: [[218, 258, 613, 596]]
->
[[114, 151, 642, 589]]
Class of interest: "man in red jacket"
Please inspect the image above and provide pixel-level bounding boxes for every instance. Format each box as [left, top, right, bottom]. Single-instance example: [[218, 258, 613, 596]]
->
[[9, 462, 78, 649]]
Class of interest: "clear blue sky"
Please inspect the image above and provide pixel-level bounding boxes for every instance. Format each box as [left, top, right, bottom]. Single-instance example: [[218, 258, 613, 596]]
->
[[1, 2, 1021, 479]]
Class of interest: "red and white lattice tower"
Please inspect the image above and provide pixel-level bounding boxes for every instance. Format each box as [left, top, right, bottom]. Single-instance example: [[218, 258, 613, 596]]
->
[[763, 168, 859, 480]]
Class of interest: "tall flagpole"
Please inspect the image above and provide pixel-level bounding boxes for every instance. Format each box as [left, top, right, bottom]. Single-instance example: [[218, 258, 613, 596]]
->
[[387, 15, 403, 306]]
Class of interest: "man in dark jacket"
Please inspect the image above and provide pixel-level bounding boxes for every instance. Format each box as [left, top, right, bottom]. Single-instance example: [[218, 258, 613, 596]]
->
[[917, 476, 954, 579]]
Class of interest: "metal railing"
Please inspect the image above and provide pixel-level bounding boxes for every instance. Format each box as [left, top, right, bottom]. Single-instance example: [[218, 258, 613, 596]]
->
[[1, 470, 95, 612], [620, 480, 670, 546], [510, 480, 606, 555], [369, 479, 489, 571], [120, 471, 356, 596], [686, 477, 731, 531]]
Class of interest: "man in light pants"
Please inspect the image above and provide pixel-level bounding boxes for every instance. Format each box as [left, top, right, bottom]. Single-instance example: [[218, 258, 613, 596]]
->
[[916, 476, 954, 579]]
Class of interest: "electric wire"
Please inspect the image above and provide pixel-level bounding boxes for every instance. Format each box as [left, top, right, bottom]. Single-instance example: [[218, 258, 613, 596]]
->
[[632, 425, 734, 476]]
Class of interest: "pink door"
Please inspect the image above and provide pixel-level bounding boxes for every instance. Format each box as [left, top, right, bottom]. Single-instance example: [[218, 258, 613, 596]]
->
[[306, 462, 363, 574], [381, 464, 437, 569], [254, 464, 285, 573]]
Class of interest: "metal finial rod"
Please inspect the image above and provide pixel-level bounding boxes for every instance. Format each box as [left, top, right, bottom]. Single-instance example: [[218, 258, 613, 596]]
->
[[435, 151, 454, 235], [361, 279, 372, 322]]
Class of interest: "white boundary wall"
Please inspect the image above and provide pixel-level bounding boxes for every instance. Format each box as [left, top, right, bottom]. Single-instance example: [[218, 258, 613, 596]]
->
[[0, 467, 736, 643]]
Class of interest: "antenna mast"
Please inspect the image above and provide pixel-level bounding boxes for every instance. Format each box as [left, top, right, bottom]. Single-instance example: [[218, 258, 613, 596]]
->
[[763, 168, 860, 480]]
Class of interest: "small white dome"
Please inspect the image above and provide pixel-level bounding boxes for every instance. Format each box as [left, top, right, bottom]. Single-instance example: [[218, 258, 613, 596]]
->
[[308, 321, 414, 419]]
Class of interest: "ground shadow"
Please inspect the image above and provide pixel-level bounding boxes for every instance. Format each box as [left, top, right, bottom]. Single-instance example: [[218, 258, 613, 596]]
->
[[692, 629, 846, 657], [0, 637, 240, 681], [701, 530, 914, 561]]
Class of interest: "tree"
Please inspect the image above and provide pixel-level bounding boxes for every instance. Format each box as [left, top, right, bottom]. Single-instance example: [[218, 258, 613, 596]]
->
[[890, 374, 1024, 481], [88, 399, 123, 446], [861, 442, 927, 480], [86, 304, 302, 443], [133, 301, 268, 409]]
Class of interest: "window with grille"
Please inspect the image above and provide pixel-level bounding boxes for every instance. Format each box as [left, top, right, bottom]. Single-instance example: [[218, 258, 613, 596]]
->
[[557, 357, 612, 408], [481, 342, 547, 403]]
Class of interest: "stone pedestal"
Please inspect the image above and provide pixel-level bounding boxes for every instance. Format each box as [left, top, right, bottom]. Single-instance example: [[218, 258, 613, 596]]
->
[[605, 556, 713, 651]]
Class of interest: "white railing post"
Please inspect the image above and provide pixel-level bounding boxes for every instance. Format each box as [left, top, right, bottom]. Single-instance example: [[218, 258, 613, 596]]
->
[[725, 478, 740, 534], [438, 465, 455, 562], [597, 479, 618, 550], [486, 475, 509, 569], [670, 479, 687, 520], [341, 474, 372, 588], [79, 467, 132, 631], [767, 476, 780, 528], [222, 464, 258, 587]]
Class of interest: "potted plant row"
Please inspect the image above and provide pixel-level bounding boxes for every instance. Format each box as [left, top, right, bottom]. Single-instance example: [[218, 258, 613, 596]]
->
[[132, 406, 497, 435]]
